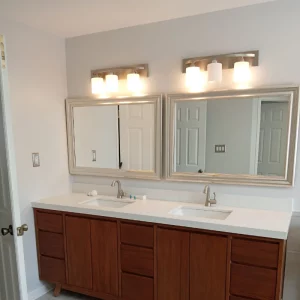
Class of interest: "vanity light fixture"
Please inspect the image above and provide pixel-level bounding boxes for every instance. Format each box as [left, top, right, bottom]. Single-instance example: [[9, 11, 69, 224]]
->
[[207, 60, 222, 83], [127, 72, 142, 92], [91, 77, 105, 95], [233, 59, 251, 84], [91, 64, 149, 95], [105, 74, 119, 92], [186, 65, 201, 88], [185, 63, 205, 92], [182, 50, 259, 89]]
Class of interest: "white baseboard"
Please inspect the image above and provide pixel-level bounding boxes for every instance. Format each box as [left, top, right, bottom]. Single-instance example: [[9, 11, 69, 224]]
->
[[28, 283, 53, 300]]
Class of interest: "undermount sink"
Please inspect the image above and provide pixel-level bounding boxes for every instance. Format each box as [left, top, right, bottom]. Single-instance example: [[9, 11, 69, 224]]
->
[[169, 206, 232, 220], [79, 197, 134, 208]]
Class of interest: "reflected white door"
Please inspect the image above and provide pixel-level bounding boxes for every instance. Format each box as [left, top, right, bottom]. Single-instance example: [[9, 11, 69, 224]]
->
[[119, 104, 154, 171], [73, 106, 119, 168], [257, 102, 289, 176], [0, 35, 28, 300], [176, 101, 207, 173]]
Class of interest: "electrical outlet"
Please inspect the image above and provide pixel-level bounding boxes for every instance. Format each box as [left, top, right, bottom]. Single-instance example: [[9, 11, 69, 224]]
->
[[215, 145, 226, 153], [32, 153, 40, 167]]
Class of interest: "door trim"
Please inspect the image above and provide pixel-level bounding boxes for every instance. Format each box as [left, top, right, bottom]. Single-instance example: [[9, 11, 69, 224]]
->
[[0, 34, 28, 300]]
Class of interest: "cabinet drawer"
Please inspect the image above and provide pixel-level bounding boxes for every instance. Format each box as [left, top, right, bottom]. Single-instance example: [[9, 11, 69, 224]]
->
[[121, 222, 154, 248], [230, 263, 277, 300], [121, 244, 154, 277], [121, 273, 154, 300], [36, 211, 63, 233], [38, 231, 64, 259], [40, 256, 65, 283], [232, 238, 279, 269]]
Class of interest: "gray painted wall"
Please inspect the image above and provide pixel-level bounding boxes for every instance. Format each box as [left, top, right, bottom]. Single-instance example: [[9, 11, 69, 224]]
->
[[0, 17, 71, 297], [206, 98, 254, 174]]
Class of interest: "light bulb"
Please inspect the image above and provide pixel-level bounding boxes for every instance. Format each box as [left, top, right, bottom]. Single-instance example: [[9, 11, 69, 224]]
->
[[91, 77, 105, 94], [234, 61, 251, 84], [105, 74, 119, 92], [127, 73, 142, 92], [207, 60, 222, 83], [186, 66, 205, 92]]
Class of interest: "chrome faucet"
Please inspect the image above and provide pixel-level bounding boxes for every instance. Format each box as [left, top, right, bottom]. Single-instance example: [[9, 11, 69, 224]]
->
[[203, 185, 217, 207], [111, 180, 125, 199]]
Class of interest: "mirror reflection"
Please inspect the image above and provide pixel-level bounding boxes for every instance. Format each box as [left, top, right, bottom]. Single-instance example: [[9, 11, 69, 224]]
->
[[174, 95, 290, 177], [73, 103, 155, 171]]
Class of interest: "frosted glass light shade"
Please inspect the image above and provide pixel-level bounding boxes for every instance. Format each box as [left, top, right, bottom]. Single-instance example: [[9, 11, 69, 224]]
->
[[91, 77, 105, 94], [105, 74, 119, 92], [233, 61, 251, 83], [127, 73, 142, 92], [186, 66, 204, 91], [207, 60, 222, 83]]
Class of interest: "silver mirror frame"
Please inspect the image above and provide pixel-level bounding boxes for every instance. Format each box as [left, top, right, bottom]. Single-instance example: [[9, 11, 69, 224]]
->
[[66, 95, 162, 180], [165, 86, 299, 187]]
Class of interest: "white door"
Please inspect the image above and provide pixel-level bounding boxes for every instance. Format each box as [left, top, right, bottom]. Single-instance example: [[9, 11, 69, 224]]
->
[[0, 35, 28, 300], [175, 101, 207, 173], [73, 106, 119, 168], [257, 102, 289, 176], [119, 103, 154, 171]]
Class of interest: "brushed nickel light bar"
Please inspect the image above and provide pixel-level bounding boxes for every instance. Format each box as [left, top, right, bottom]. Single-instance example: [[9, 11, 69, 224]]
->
[[182, 50, 259, 73], [91, 64, 149, 80]]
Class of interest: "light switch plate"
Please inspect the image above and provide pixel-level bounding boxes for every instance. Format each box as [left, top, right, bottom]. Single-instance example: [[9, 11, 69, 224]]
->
[[215, 145, 226, 153], [32, 153, 40, 167], [92, 150, 96, 162]]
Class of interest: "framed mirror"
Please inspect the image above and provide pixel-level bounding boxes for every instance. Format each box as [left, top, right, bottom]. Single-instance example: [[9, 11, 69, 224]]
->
[[66, 95, 162, 180], [165, 86, 299, 186]]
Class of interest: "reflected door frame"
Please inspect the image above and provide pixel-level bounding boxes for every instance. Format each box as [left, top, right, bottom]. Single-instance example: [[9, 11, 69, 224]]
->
[[256, 98, 290, 176]]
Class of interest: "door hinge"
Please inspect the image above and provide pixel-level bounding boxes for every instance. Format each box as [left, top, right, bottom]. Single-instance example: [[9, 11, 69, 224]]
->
[[1, 225, 13, 236]]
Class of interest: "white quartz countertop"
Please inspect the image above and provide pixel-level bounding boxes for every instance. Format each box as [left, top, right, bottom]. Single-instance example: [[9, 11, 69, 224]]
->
[[31, 193, 292, 240]]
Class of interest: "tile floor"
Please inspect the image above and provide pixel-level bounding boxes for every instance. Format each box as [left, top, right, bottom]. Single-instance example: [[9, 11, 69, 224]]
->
[[37, 290, 97, 299]]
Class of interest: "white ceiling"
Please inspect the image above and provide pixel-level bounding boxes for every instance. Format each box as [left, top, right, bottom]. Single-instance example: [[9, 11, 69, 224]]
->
[[0, 0, 275, 38]]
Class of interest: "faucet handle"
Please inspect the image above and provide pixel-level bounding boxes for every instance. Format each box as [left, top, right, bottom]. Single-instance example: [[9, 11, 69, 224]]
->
[[210, 192, 217, 205]]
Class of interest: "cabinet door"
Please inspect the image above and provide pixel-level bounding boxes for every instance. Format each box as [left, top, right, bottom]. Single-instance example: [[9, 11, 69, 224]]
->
[[65, 216, 92, 289], [190, 233, 228, 300], [157, 228, 189, 300], [91, 219, 118, 296]]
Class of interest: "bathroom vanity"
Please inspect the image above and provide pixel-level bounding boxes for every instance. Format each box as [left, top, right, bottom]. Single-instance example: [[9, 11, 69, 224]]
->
[[32, 86, 298, 299], [32, 194, 290, 300]]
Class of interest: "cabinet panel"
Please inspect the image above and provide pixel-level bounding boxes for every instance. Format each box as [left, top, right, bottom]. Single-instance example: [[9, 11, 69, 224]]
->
[[230, 263, 277, 300], [232, 238, 279, 269], [190, 233, 227, 300], [157, 228, 189, 300], [40, 256, 65, 283], [38, 231, 64, 259], [91, 219, 118, 296], [121, 273, 154, 300], [121, 244, 154, 277], [66, 216, 92, 290], [121, 222, 154, 248], [36, 211, 63, 233]]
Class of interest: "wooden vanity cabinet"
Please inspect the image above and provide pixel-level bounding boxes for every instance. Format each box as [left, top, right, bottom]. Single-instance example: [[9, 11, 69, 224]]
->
[[91, 219, 119, 296], [190, 233, 228, 300], [156, 229, 228, 300], [34, 208, 286, 300], [157, 228, 189, 300], [65, 216, 93, 290]]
